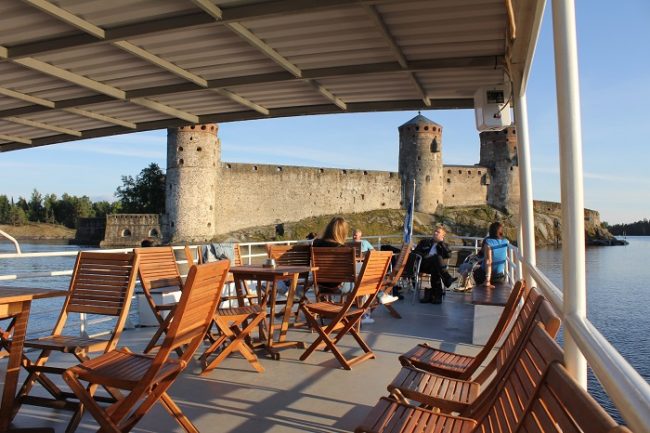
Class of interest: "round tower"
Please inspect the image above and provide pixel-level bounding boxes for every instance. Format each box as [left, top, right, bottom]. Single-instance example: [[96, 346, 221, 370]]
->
[[398, 114, 444, 213], [164, 124, 220, 243], [478, 126, 520, 213]]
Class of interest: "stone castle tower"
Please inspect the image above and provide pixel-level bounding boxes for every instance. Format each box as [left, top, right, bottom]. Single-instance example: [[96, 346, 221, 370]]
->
[[164, 124, 220, 243], [398, 114, 444, 213], [479, 126, 520, 212]]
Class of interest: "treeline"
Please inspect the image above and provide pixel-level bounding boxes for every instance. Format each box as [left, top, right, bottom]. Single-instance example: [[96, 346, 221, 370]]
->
[[0, 192, 120, 228], [606, 219, 650, 236], [1, 163, 165, 228]]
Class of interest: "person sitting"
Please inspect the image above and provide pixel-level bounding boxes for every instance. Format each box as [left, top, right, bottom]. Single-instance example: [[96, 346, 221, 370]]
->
[[312, 217, 352, 296], [413, 226, 457, 303], [480, 221, 510, 288], [352, 228, 374, 253]]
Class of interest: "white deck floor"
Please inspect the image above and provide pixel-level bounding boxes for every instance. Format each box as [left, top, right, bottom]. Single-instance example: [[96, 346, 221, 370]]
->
[[6, 291, 480, 432]]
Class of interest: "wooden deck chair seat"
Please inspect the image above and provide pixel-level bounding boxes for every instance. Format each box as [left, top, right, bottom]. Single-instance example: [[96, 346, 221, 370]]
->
[[388, 289, 561, 413], [15, 251, 139, 433], [398, 280, 527, 379], [299, 250, 392, 370], [355, 323, 565, 433], [311, 246, 357, 303], [63, 260, 230, 433], [371, 243, 411, 319]]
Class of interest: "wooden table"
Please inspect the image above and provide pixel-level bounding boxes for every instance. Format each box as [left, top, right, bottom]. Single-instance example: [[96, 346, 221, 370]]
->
[[470, 281, 512, 345], [0, 286, 66, 432], [230, 265, 315, 360]]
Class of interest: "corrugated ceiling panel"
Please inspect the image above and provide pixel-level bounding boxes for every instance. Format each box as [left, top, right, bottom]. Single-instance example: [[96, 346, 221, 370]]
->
[[314, 73, 420, 103], [0, 119, 58, 139], [0, 96, 29, 112], [227, 81, 330, 108], [79, 101, 171, 124], [0, 62, 97, 101], [0, 1, 78, 46], [153, 91, 245, 115], [22, 110, 108, 131]]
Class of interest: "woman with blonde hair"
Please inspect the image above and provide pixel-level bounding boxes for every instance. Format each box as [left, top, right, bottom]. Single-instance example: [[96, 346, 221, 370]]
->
[[313, 216, 349, 247]]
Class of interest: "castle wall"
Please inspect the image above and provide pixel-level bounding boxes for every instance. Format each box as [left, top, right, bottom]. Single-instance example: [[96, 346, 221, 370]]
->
[[101, 214, 161, 247], [213, 163, 402, 235], [443, 165, 489, 206]]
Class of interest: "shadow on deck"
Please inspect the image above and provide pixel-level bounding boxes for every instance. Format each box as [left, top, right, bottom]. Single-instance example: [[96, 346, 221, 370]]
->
[[6, 291, 480, 432]]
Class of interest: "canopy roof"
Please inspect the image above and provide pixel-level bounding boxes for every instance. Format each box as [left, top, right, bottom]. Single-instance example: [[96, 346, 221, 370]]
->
[[0, 0, 544, 152]]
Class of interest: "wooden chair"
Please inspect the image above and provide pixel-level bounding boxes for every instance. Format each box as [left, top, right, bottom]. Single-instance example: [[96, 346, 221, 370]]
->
[[388, 289, 560, 413], [14, 251, 139, 433], [267, 244, 312, 322], [134, 246, 189, 355], [398, 280, 527, 379], [371, 242, 411, 319], [355, 323, 566, 433], [299, 250, 392, 370], [63, 259, 230, 433], [311, 246, 357, 303]]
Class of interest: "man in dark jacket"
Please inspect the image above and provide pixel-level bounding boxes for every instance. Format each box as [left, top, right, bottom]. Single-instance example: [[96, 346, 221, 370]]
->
[[413, 226, 457, 303]]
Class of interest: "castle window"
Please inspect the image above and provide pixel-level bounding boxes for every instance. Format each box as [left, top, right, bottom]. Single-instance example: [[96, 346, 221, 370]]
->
[[342, 170, 347, 174], [447, 178, 451, 183], [178, 146, 183, 151], [320, 168, 325, 173], [253, 165, 258, 171], [148, 229, 159, 237], [468, 170, 471, 175], [201, 125, 207, 130], [363, 170, 368, 175], [458, 170, 462, 174], [121, 229, 132, 237], [226, 164, 231, 169], [447, 169, 451, 174], [197, 147, 202, 152], [424, 126, 429, 131], [430, 137, 439, 152], [276, 166, 283, 172], [478, 171, 482, 175], [425, 175, 431, 182], [178, 159, 184, 165]]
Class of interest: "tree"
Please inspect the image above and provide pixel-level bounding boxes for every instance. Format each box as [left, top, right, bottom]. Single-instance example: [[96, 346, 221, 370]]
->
[[93, 200, 120, 218], [8, 206, 28, 226], [43, 193, 58, 224], [0, 195, 10, 224], [115, 163, 166, 214], [28, 189, 45, 222]]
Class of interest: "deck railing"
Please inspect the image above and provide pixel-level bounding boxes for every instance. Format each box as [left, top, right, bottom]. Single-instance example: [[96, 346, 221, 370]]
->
[[1, 236, 648, 432]]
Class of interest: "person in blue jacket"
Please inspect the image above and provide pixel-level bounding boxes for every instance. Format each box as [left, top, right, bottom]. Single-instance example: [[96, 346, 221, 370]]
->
[[482, 221, 510, 288]]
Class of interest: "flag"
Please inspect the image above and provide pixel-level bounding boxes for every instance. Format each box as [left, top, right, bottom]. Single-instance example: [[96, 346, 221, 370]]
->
[[403, 180, 415, 244]]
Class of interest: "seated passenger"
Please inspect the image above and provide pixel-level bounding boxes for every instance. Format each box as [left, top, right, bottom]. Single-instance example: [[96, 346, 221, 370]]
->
[[481, 221, 510, 288], [413, 226, 457, 303]]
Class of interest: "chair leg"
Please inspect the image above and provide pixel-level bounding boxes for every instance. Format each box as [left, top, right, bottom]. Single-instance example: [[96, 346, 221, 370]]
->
[[63, 373, 121, 433], [201, 314, 265, 374], [158, 392, 200, 433], [382, 303, 402, 319]]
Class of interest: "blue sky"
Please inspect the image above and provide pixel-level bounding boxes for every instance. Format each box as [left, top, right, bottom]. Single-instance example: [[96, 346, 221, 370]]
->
[[1, 1, 648, 224]]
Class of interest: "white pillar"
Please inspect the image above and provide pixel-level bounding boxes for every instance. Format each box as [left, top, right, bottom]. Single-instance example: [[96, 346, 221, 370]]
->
[[552, 0, 588, 388], [513, 89, 536, 288]]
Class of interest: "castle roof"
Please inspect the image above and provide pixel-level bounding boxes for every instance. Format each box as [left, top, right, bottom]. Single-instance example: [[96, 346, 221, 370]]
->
[[399, 114, 442, 128]]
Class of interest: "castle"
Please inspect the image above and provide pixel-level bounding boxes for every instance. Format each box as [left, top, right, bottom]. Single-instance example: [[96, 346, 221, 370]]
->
[[163, 114, 520, 243]]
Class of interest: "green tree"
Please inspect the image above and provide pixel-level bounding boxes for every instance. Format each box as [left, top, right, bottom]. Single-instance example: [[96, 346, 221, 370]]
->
[[93, 200, 120, 218], [28, 189, 45, 222], [0, 195, 10, 224], [115, 163, 166, 214], [8, 205, 28, 226], [43, 193, 58, 224]]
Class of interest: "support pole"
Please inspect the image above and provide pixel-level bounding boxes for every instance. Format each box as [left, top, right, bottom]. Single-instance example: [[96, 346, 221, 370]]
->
[[552, 0, 588, 388], [513, 89, 536, 288]]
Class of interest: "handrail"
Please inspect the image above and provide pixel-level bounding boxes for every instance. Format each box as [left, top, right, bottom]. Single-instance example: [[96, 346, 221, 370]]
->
[[0, 229, 22, 254], [511, 247, 650, 433]]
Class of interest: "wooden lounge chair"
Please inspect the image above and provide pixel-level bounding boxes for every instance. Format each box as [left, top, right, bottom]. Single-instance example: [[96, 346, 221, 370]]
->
[[388, 289, 560, 413], [299, 250, 392, 370], [356, 324, 631, 433], [134, 246, 190, 355], [63, 260, 230, 433], [14, 251, 139, 433], [311, 246, 357, 303], [398, 280, 527, 379], [267, 243, 312, 322], [371, 242, 411, 319], [355, 323, 566, 433]]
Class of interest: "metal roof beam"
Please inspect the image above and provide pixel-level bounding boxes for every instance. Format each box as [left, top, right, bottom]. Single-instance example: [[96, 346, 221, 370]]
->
[[130, 98, 199, 124], [20, 0, 106, 39], [62, 108, 137, 129], [6, 116, 82, 137], [0, 134, 32, 145], [0, 87, 55, 108], [363, 4, 431, 106]]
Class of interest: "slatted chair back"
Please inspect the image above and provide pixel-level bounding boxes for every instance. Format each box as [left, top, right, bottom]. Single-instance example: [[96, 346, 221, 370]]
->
[[54, 251, 139, 338], [384, 243, 411, 288], [517, 362, 631, 433], [471, 324, 565, 428], [150, 260, 229, 372], [354, 250, 394, 301], [345, 241, 364, 259], [134, 246, 183, 292], [311, 246, 357, 285], [268, 244, 311, 266]]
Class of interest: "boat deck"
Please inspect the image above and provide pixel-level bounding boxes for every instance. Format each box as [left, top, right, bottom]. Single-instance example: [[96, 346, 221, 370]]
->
[[6, 291, 480, 432]]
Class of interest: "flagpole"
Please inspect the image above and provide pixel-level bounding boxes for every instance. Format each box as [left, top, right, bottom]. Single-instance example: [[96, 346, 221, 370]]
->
[[410, 179, 415, 238]]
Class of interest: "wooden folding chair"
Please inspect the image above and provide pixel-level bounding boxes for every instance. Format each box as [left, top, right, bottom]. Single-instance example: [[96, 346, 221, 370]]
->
[[388, 289, 560, 413], [371, 242, 411, 319], [311, 246, 357, 303], [267, 244, 312, 322], [299, 250, 392, 370], [355, 323, 566, 433], [398, 280, 527, 379], [63, 259, 230, 433], [134, 246, 190, 355], [14, 251, 139, 433]]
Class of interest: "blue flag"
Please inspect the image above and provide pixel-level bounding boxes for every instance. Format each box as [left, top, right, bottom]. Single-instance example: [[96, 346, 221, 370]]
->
[[403, 200, 413, 244]]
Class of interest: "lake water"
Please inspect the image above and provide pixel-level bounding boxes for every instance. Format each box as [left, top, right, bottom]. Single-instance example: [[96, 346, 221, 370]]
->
[[1, 237, 648, 423]]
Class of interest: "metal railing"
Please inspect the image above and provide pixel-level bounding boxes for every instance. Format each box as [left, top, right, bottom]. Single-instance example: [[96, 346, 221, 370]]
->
[[1, 236, 647, 431]]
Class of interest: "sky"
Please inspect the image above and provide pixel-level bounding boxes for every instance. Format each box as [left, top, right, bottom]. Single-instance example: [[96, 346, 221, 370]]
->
[[0, 1, 648, 225]]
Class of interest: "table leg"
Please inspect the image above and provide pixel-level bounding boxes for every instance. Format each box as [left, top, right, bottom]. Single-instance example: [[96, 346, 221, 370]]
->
[[278, 273, 299, 342], [0, 301, 30, 432], [266, 278, 278, 352]]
